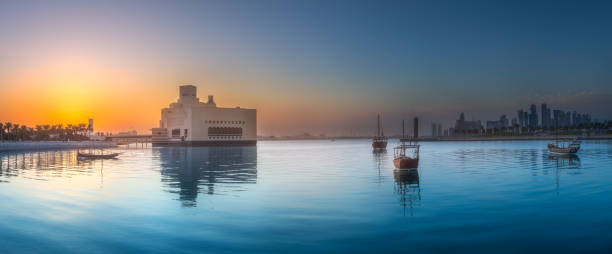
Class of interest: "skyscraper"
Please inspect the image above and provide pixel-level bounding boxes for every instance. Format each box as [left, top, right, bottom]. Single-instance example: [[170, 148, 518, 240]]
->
[[432, 123, 437, 137], [541, 103, 550, 128], [529, 104, 538, 128]]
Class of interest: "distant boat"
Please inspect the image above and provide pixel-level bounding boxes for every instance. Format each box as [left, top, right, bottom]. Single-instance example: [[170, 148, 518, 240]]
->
[[393, 120, 420, 169], [548, 140, 580, 154], [77, 151, 120, 160], [548, 121, 580, 154], [372, 114, 388, 149]]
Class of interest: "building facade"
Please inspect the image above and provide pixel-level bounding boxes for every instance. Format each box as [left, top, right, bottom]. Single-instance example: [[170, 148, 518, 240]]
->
[[152, 85, 257, 146]]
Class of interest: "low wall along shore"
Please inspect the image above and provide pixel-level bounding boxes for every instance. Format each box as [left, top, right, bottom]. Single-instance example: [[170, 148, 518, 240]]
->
[[0, 141, 118, 152]]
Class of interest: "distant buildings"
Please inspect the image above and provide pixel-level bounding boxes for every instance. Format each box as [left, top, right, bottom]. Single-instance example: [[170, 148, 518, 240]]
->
[[513, 103, 593, 130], [541, 104, 551, 128], [486, 115, 508, 131], [454, 112, 482, 135], [431, 123, 437, 137], [444, 102, 600, 137], [431, 123, 443, 137], [529, 104, 538, 128]]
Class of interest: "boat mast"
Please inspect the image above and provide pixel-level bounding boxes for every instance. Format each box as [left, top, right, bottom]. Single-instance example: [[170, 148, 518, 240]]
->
[[377, 114, 380, 137], [555, 118, 558, 144], [402, 120, 406, 143]]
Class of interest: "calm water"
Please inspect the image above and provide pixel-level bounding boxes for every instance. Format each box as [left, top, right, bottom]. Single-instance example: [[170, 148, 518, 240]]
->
[[1, 140, 612, 253]]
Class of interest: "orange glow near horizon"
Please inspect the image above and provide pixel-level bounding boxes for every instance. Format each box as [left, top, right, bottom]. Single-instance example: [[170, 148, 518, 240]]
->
[[0, 54, 355, 135]]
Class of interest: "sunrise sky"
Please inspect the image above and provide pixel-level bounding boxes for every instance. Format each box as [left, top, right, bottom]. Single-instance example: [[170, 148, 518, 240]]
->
[[1, 0, 611, 136]]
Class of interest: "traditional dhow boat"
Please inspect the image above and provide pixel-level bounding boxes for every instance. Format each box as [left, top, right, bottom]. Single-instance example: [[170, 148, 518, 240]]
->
[[393, 120, 420, 169], [548, 122, 580, 154], [548, 139, 580, 154], [372, 114, 388, 150]]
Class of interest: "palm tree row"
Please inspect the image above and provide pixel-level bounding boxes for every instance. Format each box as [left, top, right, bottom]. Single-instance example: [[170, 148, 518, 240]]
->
[[0, 122, 90, 141]]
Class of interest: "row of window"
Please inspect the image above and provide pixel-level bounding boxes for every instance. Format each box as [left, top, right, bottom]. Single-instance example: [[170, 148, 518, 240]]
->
[[208, 136, 242, 140], [208, 127, 242, 136], [205, 120, 245, 125]]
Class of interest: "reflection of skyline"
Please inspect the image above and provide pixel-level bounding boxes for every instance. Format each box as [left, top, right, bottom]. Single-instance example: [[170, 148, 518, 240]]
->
[[393, 169, 421, 217], [157, 147, 257, 207]]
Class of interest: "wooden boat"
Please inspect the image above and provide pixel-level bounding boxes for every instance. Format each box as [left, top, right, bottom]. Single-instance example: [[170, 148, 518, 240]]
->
[[78, 152, 120, 159], [393, 120, 420, 169], [393, 145, 419, 169], [548, 121, 580, 154], [548, 141, 580, 154], [372, 114, 388, 149]]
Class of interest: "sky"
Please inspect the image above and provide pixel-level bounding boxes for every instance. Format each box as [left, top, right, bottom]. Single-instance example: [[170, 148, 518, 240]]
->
[[1, 0, 611, 136]]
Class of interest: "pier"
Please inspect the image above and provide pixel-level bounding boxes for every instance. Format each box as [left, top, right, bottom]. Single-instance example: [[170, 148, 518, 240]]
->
[[105, 135, 152, 148]]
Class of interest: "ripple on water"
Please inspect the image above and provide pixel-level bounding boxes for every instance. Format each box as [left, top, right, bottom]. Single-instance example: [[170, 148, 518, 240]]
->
[[1, 140, 612, 253]]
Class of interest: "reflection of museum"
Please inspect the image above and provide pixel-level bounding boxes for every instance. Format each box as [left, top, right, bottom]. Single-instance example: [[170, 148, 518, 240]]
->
[[158, 146, 257, 207]]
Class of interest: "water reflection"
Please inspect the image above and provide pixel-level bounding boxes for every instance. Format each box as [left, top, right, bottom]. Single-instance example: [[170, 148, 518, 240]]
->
[[547, 154, 581, 169], [372, 149, 387, 183], [393, 169, 421, 216], [157, 147, 257, 207], [546, 154, 582, 194], [0, 150, 101, 181]]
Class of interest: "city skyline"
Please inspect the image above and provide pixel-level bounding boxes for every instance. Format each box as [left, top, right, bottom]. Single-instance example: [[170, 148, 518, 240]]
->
[[1, 1, 612, 135]]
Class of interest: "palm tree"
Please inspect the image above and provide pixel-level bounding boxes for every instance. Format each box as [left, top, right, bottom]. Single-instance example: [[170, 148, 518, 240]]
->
[[19, 125, 28, 141], [57, 124, 65, 140], [5, 122, 12, 140], [67, 124, 74, 139], [12, 124, 20, 141], [50, 125, 57, 140]]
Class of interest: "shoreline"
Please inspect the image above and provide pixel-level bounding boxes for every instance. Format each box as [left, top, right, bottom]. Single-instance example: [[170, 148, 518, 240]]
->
[[259, 134, 612, 142], [436, 134, 612, 142]]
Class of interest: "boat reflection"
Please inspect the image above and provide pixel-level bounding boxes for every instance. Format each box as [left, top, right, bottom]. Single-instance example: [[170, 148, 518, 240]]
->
[[373, 149, 387, 183], [547, 154, 581, 169], [157, 146, 257, 207], [546, 154, 581, 195], [393, 169, 421, 216]]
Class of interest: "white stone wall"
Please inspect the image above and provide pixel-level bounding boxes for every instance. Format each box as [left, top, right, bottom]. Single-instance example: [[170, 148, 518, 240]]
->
[[189, 107, 257, 141], [158, 85, 257, 142]]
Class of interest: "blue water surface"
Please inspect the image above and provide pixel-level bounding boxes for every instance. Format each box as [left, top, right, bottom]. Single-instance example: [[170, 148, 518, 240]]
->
[[1, 140, 611, 253]]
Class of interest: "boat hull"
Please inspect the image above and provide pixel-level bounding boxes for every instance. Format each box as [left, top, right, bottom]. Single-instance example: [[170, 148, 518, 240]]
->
[[393, 157, 418, 169], [547, 144, 579, 154], [372, 141, 388, 149]]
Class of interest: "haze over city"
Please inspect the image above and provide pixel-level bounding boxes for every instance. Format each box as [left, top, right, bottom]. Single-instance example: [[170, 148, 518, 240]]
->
[[1, 0, 611, 136]]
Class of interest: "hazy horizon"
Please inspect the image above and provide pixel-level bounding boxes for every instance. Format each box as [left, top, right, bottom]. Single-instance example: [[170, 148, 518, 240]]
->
[[1, 0, 611, 136]]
